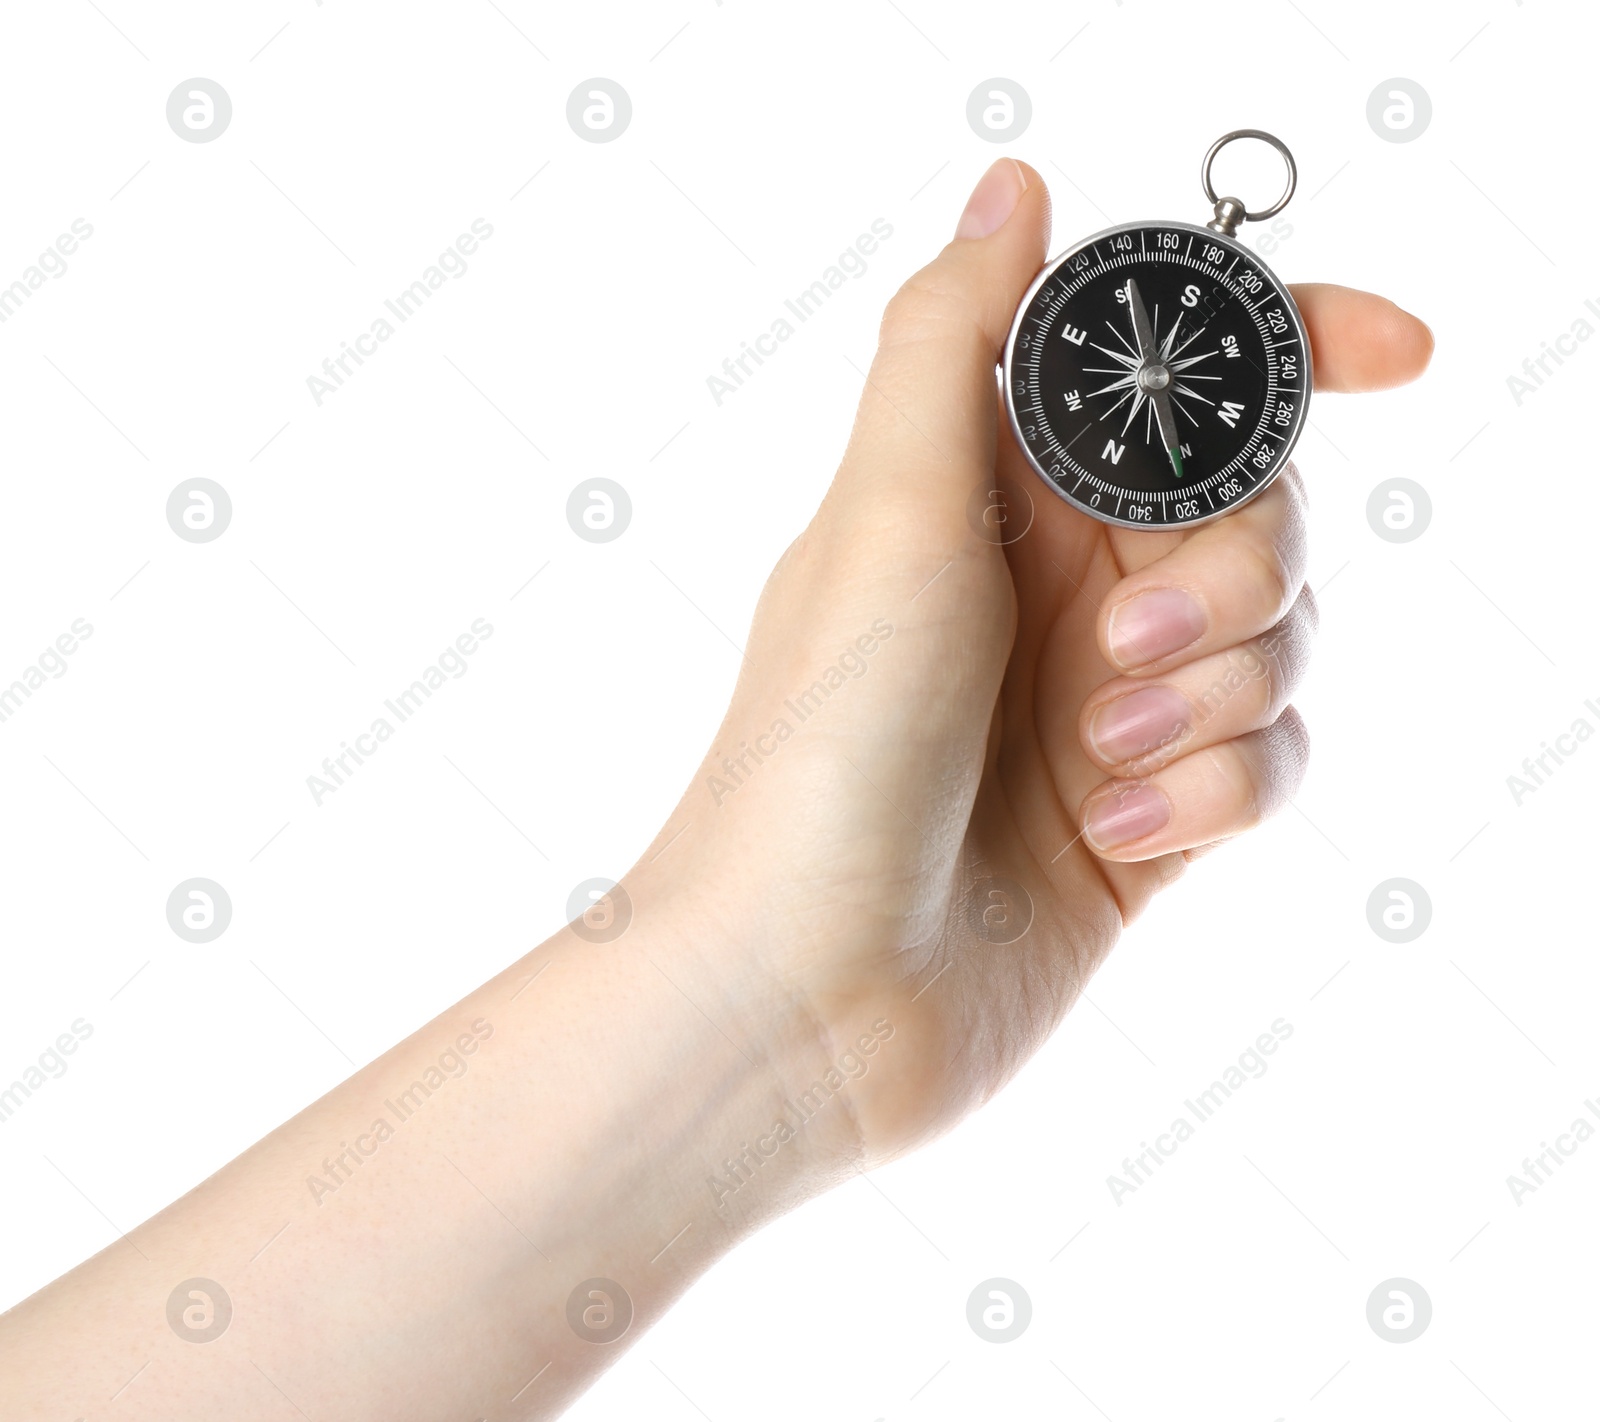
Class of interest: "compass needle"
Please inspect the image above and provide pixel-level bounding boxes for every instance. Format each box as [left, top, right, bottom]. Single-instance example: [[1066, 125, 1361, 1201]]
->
[[1122, 276, 1186, 479]]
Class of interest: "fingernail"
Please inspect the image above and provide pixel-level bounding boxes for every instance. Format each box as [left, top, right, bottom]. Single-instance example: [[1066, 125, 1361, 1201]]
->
[[955, 159, 1026, 240], [1106, 589, 1206, 670], [1083, 781, 1171, 853], [1088, 686, 1191, 766]]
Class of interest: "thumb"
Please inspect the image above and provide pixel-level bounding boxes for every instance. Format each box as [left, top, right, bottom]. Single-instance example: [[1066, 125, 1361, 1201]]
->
[[832, 159, 1052, 518]]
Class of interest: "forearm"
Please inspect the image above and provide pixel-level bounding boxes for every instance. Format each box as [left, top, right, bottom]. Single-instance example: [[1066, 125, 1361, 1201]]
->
[[0, 887, 835, 1421]]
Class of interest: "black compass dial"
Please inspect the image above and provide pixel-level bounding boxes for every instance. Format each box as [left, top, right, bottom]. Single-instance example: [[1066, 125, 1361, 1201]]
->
[[1004, 221, 1311, 530]]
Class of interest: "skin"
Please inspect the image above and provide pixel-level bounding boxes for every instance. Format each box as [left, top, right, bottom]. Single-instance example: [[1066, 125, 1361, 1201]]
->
[[0, 160, 1432, 1420]]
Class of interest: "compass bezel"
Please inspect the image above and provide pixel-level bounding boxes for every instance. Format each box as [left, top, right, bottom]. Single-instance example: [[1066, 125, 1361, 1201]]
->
[[1002, 217, 1313, 532]]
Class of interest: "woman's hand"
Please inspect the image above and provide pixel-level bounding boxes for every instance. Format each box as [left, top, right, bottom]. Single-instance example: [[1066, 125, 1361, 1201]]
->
[[628, 159, 1434, 1177], [0, 159, 1436, 1422]]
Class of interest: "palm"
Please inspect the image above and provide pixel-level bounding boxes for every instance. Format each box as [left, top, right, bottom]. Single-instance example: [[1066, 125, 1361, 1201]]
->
[[841, 429, 1190, 1158]]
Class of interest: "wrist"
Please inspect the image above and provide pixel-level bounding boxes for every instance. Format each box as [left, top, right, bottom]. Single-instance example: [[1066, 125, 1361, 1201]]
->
[[483, 875, 853, 1273], [605, 861, 869, 1210]]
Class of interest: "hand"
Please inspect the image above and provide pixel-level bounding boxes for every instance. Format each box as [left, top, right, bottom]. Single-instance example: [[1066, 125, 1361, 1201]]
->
[[629, 158, 1433, 1175], [0, 159, 1436, 1422]]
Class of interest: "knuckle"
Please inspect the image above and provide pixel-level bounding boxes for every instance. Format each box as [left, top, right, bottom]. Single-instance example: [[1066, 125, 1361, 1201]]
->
[[1234, 643, 1286, 727], [1294, 580, 1320, 638], [1236, 538, 1295, 625], [1201, 742, 1266, 834], [1256, 707, 1311, 813], [1280, 458, 1309, 512], [1251, 470, 1309, 593], [1187, 660, 1262, 745], [1277, 702, 1311, 756], [1210, 709, 1310, 832], [1254, 587, 1317, 715]]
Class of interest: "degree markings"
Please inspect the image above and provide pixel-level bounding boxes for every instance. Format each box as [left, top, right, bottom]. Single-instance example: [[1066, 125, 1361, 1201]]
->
[[1019, 237, 1302, 503]]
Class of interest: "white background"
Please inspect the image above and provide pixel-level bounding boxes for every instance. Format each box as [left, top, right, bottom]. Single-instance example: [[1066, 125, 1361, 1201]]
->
[[0, 1, 1592, 1417]]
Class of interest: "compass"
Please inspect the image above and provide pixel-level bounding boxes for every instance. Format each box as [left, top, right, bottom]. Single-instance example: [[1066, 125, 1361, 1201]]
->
[[1003, 130, 1311, 530]]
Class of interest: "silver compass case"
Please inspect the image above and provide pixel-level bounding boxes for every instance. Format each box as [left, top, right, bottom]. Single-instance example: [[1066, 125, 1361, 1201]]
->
[[1002, 133, 1313, 532]]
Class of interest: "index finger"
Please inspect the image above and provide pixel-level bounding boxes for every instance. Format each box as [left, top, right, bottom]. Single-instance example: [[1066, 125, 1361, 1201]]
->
[[1291, 282, 1433, 392]]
